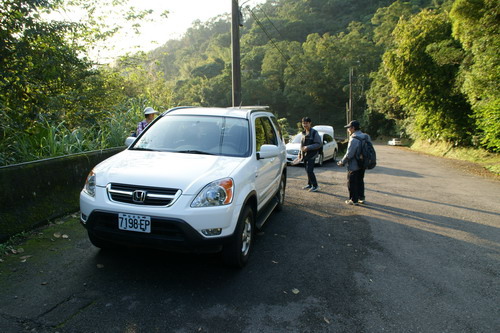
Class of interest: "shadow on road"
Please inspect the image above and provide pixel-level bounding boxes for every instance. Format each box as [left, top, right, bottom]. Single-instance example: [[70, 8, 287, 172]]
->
[[360, 201, 499, 251], [367, 188, 500, 218]]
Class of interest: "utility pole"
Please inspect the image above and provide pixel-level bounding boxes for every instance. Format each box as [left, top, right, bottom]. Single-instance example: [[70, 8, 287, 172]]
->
[[349, 67, 353, 122], [347, 67, 353, 137], [231, 0, 242, 107]]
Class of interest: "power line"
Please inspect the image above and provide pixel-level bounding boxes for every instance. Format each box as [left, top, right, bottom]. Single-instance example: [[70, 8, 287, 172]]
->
[[255, 4, 288, 42], [256, 4, 319, 80], [245, 6, 310, 83]]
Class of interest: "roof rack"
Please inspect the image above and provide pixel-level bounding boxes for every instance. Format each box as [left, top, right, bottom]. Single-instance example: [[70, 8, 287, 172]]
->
[[162, 106, 197, 114], [228, 106, 269, 110]]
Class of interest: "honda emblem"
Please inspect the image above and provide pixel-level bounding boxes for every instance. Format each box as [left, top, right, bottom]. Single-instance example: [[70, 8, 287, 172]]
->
[[132, 190, 147, 203]]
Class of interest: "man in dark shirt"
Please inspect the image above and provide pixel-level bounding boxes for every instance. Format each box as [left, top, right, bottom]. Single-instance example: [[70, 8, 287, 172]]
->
[[300, 117, 322, 192]]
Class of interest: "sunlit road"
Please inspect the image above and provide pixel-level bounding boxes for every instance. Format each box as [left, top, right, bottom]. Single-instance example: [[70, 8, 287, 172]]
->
[[0, 145, 499, 332]]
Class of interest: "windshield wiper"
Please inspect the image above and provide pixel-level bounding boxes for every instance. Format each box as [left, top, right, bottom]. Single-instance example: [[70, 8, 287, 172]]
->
[[130, 147, 156, 151], [177, 150, 215, 155]]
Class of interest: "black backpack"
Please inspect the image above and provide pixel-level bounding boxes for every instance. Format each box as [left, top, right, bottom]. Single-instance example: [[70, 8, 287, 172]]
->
[[353, 136, 376, 170]]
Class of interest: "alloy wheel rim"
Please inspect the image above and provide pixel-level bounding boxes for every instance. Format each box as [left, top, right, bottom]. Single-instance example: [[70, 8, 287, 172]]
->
[[279, 178, 285, 204], [241, 217, 252, 256]]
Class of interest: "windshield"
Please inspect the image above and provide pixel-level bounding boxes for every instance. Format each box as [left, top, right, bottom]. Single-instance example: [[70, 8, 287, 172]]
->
[[130, 115, 250, 157], [291, 133, 303, 144]]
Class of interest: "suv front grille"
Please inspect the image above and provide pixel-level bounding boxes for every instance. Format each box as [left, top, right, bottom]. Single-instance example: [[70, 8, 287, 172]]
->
[[107, 183, 181, 206]]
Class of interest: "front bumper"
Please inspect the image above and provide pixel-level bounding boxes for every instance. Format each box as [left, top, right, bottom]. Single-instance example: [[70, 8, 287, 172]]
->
[[82, 210, 231, 253], [286, 152, 299, 164], [80, 186, 242, 252], [286, 153, 320, 165]]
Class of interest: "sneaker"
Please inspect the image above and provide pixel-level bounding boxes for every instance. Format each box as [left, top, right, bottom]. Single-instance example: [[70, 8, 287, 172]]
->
[[345, 199, 359, 206], [302, 184, 312, 190], [309, 186, 319, 192], [358, 200, 365, 204]]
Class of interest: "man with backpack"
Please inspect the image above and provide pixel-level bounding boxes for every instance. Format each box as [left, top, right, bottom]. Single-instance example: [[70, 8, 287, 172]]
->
[[337, 120, 374, 205]]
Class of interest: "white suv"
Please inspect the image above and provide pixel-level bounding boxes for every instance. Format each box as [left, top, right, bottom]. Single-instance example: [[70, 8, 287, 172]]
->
[[80, 106, 287, 267]]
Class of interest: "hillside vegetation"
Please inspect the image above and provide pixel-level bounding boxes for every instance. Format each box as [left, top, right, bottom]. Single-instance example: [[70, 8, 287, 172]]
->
[[1, 0, 498, 166]]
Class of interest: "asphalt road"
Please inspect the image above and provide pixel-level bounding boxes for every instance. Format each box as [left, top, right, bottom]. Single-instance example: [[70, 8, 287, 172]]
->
[[1, 145, 499, 333]]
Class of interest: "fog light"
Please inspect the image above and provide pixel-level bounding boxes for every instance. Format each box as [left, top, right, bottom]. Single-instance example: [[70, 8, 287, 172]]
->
[[201, 228, 222, 236], [81, 212, 88, 223]]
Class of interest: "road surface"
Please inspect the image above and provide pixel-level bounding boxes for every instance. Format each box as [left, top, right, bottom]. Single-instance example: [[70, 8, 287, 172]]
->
[[1, 144, 499, 332]]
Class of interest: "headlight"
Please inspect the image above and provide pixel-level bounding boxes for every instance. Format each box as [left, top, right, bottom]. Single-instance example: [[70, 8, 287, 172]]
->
[[83, 170, 96, 197], [191, 178, 234, 207]]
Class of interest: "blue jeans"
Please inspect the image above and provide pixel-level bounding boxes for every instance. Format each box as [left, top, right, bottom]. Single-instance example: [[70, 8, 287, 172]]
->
[[304, 158, 318, 187]]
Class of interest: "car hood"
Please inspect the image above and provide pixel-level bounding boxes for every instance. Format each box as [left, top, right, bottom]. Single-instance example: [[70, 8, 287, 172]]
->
[[286, 142, 301, 151], [93, 150, 246, 194]]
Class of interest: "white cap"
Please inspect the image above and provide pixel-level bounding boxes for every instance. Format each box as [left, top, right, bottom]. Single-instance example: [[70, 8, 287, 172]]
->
[[144, 107, 158, 115]]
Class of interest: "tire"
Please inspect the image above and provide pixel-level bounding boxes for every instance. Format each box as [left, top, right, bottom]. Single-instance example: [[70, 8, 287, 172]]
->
[[333, 149, 337, 162], [317, 153, 324, 166], [275, 173, 286, 212], [223, 205, 254, 268]]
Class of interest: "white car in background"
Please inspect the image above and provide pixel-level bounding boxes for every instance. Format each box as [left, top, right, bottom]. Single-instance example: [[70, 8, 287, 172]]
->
[[388, 138, 402, 146], [286, 125, 338, 166]]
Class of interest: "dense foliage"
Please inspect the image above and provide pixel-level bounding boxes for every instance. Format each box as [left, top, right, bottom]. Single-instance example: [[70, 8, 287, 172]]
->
[[1, 0, 498, 166], [449, 0, 500, 151], [368, 0, 499, 150], [147, 0, 498, 151], [0, 0, 168, 164]]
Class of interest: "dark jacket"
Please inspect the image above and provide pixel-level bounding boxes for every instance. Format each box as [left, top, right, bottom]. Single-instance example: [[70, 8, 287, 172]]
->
[[301, 128, 322, 161], [340, 130, 371, 171]]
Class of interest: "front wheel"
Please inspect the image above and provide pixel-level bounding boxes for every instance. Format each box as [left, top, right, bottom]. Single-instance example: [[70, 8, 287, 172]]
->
[[275, 173, 286, 212], [317, 153, 324, 166], [223, 205, 254, 268]]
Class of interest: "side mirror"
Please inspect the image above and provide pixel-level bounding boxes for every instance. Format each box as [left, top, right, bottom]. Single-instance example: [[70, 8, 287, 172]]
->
[[257, 144, 279, 159], [125, 137, 135, 147]]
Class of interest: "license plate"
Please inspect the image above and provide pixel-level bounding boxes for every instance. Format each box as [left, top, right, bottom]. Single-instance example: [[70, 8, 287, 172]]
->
[[118, 213, 151, 233]]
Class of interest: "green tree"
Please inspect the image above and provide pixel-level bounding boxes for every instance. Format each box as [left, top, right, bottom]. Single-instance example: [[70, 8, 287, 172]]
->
[[0, 0, 87, 129], [283, 22, 381, 127], [0, 0, 172, 165], [365, 65, 406, 137], [367, 0, 438, 138], [450, 0, 500, 151], [384, 9, 473, 143], [371, 0, 420, 48]]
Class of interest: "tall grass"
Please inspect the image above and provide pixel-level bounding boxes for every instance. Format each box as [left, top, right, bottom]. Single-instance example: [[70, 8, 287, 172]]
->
[[411, 139, 500, 175], [0, 104, 143, 166]]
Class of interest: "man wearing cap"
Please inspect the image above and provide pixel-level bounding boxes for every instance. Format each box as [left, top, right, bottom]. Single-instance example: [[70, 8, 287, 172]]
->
[[337, 120, 371, 205], [136, 107, 159, 136]]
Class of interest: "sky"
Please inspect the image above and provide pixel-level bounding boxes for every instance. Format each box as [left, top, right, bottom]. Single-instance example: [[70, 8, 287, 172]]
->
[[85, 0, 268, 62]]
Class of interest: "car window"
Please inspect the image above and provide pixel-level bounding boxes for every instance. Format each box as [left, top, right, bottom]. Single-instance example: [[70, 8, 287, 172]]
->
[[255, 116, 278, 151], [221, 118, 250, 156], [270, 116, 283, 141], [131, 115, 250, 157], [323, 134, 333, 143]]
